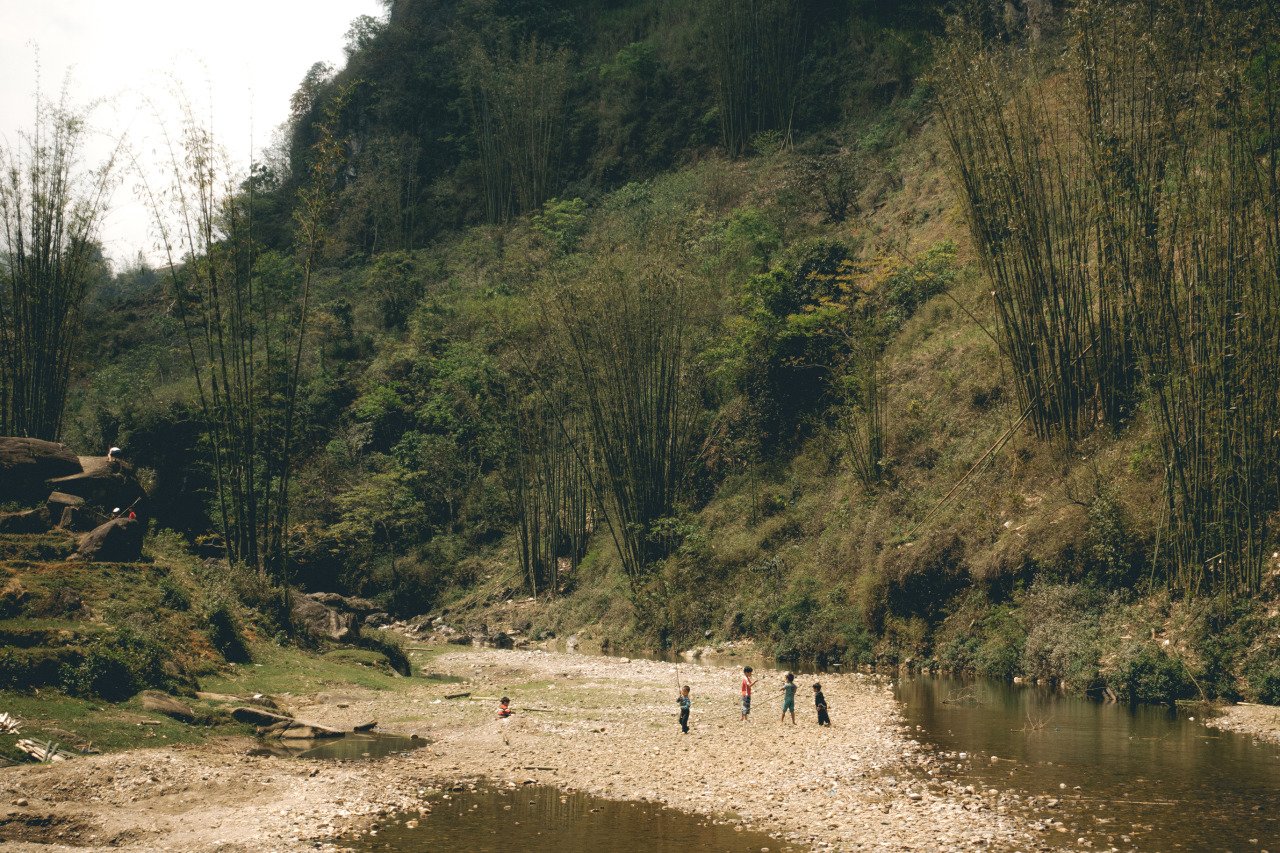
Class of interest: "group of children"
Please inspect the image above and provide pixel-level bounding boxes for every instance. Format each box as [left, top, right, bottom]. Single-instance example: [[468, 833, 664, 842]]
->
[[675, 666, 830, 733], [495, 666, 832, 733]]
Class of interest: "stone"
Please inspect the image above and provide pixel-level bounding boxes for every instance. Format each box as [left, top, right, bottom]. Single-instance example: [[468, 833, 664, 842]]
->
[[0, 507, 50, 534], [291, 593, 359, 642], [364, 612, 392, 627], [307, 592, 378, 615], [231, 707, 294, 726], [278, 723, 344, 740], [57, 504, 100, 533], [69, 517, 145, 563], [47, 456, 146, 515], [141, 691, 196, 722], [0, 437, 82, 504]]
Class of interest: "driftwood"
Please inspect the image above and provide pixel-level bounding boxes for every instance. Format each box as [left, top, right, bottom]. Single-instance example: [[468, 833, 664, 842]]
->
[[16, 739, 71, 762], [278, 724, 343, 740], [444, 692, 472, 700], [232, 707, 292, 726], [353, 720, 378, 732]]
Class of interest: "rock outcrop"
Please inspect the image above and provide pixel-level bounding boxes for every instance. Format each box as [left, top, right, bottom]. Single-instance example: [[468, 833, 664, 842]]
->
[[291, 593, 359, 642], [47, 457, 146, 514], [0, 438, 82, 505], [69, 517, 145, 563]]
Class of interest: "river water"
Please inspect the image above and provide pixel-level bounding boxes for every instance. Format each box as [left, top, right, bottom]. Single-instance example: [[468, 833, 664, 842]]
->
[[349, 784, 797, 853], [896, 676, 1280, 850]]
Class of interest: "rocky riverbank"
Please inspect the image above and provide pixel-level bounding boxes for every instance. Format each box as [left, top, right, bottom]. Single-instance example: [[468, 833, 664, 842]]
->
[[0, 646, 1045, 852], [1207, 702, 1280, 745]]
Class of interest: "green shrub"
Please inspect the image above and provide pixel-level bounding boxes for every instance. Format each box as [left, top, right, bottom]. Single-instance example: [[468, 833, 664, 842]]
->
[[0, 646, 84, 690], [1020, 582, 1106, 688], [973, 607, 1025, 681], [204, 600, 250, 663], [1109, 643, 1194, 705], [157, 574, 191, 612], [60, 629, 171, 702], [354, 630, 410, 676], [1246, 658, 1280, 705]]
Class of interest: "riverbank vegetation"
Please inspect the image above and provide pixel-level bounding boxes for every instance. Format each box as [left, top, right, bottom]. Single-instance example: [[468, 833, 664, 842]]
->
[[4, 0, 1280, 710]]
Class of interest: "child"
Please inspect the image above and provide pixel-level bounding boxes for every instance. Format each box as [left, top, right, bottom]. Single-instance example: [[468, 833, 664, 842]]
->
[[497, 696, 514, 719], [677, 685, 691, 733], [780, 672, 797, 724], [813, 682, 831, 726], [740, 666, 757, 721]]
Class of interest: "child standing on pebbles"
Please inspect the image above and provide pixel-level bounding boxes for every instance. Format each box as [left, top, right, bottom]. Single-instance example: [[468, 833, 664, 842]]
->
[[740, 666, 757, 721], [813, 682, 831, 726], [780, 672, 797, 724], [677, 685, 692, 733]]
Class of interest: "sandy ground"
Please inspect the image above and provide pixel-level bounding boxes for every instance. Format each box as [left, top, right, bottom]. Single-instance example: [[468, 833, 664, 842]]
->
[[1206, 702, 1280, 745], [0, 647, 1052, 852]]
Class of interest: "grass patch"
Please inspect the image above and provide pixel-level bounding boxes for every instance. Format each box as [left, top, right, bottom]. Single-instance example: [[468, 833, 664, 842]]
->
[[201, 642, 411, 696]]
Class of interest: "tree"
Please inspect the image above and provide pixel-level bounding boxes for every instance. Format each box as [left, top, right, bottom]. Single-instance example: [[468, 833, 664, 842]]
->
[[0, 89, 118, 439]]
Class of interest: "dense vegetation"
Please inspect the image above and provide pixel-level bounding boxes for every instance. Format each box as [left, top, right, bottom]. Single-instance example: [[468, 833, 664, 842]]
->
[[6, 0, 1280, 706]]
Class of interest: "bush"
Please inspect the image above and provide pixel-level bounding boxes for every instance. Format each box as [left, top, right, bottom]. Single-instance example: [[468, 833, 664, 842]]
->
[[60, 629, 171, 702], [1109, 643, 1194, 705], [0, 646, 83, 690], [204, 600, 250, 663], [1020, 582, 1106, 688], [1246, 658, 1280, 705], [973, 606, 1025, 681], [354, 630, 410, 676]]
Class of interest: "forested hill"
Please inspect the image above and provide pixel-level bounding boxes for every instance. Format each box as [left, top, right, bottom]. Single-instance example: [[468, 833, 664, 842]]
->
[[61, 0, 1280, 706]]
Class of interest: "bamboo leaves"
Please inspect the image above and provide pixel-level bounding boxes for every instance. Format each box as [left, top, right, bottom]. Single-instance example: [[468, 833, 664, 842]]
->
[[0, 90, 118, 439], [936, 0, 1280, 593]]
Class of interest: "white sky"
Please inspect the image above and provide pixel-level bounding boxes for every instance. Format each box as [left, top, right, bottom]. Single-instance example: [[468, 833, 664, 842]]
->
[[0, 0, 385, 267]]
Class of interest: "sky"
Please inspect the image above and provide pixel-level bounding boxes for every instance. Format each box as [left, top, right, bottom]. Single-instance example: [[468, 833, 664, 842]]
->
[[0, 0, 385, 267]]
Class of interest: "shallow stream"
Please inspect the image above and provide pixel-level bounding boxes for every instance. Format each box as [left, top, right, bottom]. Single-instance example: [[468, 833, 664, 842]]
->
[[896, 676, 1280, 850]]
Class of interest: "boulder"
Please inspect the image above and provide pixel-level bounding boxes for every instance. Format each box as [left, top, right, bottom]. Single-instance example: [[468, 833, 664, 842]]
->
[[0, 437, 82, 504], [291, 593, 359, 642], [307, 591, 378, 616], [363, 612, 392, 627], [140, 691, 196, 722], [231, 706, 293, 726], [0, 508, 50, 534], [57, 505, 101, 533], [47, 456, 146, 514], [69, 517, 144, 563]]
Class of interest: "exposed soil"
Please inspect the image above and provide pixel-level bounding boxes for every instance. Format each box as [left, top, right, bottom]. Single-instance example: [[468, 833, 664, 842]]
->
[[0, 647, 1048, 852]]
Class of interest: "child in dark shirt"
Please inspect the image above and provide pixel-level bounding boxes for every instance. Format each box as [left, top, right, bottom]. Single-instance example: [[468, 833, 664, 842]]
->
[[676, 685, 691, 733], [813, 682, 831, 726]]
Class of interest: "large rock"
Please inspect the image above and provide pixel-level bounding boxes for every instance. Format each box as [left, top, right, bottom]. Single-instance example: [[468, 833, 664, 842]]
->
[[141, 691, 196, 722], [291, 593, 359, 642], [47, 456, 146, 514], [0, 508, 50, 534], [0, 438, 82, 505], [69, 517, 145, 563], [307, 591, 378, 616]]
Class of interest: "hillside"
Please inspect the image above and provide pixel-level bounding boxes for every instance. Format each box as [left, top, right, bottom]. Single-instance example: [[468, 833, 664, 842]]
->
[[11, 0, 1274, 716]]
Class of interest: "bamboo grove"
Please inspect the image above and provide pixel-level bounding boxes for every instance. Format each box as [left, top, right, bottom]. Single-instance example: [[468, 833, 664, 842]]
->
[[0, 93, 117, 440], [142, 91, 349, 585], [935, 0, 1280, 592]]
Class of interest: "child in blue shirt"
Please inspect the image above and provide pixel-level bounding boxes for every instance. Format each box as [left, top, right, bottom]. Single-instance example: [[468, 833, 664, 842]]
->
[[676, 685, 691, 733]]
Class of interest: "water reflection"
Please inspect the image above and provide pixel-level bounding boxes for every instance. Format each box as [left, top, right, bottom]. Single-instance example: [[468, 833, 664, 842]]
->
[[349, 785, 798, 853], [897, 676, 1280, 850]]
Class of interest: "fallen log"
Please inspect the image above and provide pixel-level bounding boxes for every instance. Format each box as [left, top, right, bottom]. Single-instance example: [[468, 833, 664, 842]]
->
[[353, 720, 378, 732], [277, 723, 344, 740], [444, 692, 472, 700], [16, 739, 71, 762]]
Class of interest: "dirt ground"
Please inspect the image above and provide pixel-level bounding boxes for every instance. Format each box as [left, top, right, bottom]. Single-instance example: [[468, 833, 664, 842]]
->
[[0, 647, 1051, 852]]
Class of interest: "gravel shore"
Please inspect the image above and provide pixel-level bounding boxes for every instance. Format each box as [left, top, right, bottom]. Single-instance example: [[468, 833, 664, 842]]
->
[[0, 646, 1046, 852], [1206, 702, 1280, 745]]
